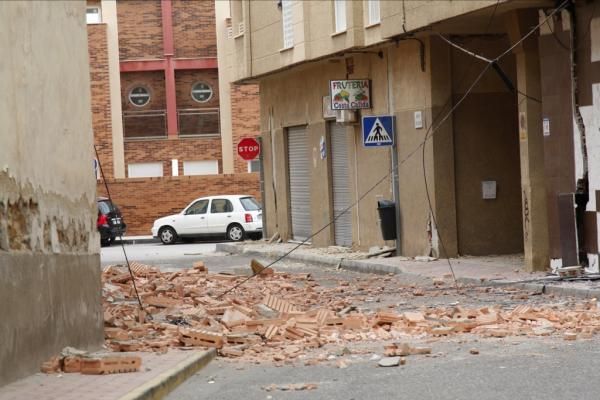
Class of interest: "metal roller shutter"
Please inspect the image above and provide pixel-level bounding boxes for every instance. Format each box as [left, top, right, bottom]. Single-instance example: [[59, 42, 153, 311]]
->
[[330, 123, 353, 247], [287, 126, 311, 241]]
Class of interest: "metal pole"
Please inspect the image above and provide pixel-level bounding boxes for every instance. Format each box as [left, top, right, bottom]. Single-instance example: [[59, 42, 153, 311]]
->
[[386, 48, 402, 256]]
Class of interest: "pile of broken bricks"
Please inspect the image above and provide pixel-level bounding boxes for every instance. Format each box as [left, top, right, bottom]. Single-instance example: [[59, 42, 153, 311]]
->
[[97, 260, 600, 365], [41, 347, 141, 375]]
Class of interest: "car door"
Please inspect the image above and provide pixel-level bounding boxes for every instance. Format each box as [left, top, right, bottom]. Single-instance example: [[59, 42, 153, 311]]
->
[[178, 199, 209, 235], [206, 198, 234, 234]]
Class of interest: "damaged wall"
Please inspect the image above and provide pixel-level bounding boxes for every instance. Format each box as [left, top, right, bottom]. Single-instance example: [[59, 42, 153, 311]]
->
[[576, 2, 600, 272], [0, 1, 103, 386]]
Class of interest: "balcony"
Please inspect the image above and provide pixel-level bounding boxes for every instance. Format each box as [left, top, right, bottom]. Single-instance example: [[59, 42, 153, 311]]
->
[[123, 109, 167, 140], [178, 108, 220, 137], [122, 108, 220, 139]]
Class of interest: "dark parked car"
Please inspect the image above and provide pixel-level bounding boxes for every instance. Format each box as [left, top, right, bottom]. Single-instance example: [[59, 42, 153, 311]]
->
[[97, 197, 126, 247]]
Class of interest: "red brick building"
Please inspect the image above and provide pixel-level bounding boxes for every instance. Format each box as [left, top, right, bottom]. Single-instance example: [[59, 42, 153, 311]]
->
[[86, 0, 260, 235]]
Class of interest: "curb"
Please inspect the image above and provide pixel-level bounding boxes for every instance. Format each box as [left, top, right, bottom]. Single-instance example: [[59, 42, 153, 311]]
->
[[114, 237, 159, 245], [118, 349, 216, 400], [217, 243, 600, 300]]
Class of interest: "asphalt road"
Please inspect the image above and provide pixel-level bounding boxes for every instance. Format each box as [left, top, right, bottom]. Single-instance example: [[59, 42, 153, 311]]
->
[[101, 243, 600, 400], [100, 241, 253, 271], [168, 339, 600, 400]]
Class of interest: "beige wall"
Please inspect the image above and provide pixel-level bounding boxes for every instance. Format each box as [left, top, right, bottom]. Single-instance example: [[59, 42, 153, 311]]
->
[[0, 1, 103, 385], [260, 58, 392, 249], [451, 38, 523, 255], [259, 39, 459, 254], [235, 0, 507, 82], [257, 32, 527, 257]]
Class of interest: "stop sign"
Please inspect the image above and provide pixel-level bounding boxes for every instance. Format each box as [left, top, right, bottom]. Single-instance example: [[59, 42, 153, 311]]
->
[[237, 137, 260, 161]]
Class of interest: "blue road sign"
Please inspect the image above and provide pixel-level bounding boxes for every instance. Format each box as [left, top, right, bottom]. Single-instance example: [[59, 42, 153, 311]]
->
[[362, 115, 394, 147]]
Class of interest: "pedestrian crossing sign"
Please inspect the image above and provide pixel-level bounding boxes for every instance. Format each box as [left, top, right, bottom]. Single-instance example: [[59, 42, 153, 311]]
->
[[362, 115, 394, 147]]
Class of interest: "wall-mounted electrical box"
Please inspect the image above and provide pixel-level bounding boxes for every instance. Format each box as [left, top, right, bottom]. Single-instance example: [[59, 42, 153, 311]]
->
[[482, 180, 497, 200]]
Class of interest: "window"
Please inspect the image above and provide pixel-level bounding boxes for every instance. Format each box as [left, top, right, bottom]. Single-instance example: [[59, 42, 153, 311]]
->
[[247, 159, 261, 173], [185, 199, 209, 215], [334, 0, 347, 33], [183, 160, 219, 176], [128, 86, 151, 107], [368, 0, 380, 25], [211, 199, 234, 213], [240, 197, 261, 211], [86, 7, 102, 24], [281, 0, 294, 48], [191, 82, 213, 103], [97, 201, 113, 215], [127, 162, 163, 178]]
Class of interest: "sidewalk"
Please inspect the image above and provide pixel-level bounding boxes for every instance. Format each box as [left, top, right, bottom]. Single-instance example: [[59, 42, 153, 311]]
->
[[0, 350, 215, 400], [216, 242, 600, 299]]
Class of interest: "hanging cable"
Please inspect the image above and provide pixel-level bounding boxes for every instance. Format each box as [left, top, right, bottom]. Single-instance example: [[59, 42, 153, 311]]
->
[[94, 145, 145, 313]]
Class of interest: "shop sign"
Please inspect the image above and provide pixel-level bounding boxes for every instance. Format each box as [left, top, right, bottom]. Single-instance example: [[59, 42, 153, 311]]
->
[[330, 79, 371, 110]]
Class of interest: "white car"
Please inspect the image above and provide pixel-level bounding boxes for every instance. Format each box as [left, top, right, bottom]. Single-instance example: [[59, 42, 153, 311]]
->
[[151, 195, 263, 244]]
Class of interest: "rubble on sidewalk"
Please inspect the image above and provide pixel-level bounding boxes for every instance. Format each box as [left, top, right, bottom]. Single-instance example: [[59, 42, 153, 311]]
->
[[41, 348, 141, 375], [99, 261, 600, 365]]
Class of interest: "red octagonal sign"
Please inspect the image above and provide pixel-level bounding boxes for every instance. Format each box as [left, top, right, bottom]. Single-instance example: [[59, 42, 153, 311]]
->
[[237, 137, 260, 161]]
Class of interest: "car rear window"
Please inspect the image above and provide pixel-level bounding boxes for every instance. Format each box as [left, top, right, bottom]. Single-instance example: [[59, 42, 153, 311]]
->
[[240, 197, 261, 211], [98, 201, 112, 215]]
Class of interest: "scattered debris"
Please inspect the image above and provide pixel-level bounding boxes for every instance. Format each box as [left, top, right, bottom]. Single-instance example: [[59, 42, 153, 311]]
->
[[262, 383, 318, 391], [378, 356, 404, 367], [469, 348, 480, 355], [41, 349, 141, 375], [98, 261, 600, 366]]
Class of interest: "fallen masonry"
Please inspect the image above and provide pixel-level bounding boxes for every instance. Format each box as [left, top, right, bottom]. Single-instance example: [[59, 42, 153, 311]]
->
[[95, 261, 600, 365], [41, 348, 141, 375]]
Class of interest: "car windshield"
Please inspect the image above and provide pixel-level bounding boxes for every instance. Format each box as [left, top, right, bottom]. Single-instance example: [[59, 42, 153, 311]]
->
[[240, 197, 261, 211], [98, 201, 112, 215]]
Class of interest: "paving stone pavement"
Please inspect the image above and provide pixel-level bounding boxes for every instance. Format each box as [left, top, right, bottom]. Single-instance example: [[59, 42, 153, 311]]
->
[[0, 350, 213, 400]]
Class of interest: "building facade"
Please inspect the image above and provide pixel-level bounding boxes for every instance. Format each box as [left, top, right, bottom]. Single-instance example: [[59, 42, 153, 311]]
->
[[1, 1, 103, 385], [87, 0, 261, 235], [228, 0, 600, 273]]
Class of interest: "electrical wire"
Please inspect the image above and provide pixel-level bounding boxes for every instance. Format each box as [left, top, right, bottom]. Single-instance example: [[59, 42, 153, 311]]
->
[[216, 0, 569, 300], [543, 0, 599, 54], [421, 0, 502, 292], [94, 145, 145, 313]]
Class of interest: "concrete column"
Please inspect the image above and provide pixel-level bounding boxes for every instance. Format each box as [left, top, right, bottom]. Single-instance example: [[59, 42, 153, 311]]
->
[[506, 10, 550, 271], [430, 37, 458, 258], [215, 0, 235, 174], [101, 0, 125, 178]]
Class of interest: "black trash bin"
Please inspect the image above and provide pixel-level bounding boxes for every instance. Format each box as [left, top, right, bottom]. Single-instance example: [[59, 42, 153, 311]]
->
[[377, 199, 397, 240]]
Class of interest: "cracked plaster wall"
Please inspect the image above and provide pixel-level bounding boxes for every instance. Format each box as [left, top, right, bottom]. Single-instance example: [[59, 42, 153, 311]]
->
[[0, 1, 99, 254], [0, 1, 103, 386]]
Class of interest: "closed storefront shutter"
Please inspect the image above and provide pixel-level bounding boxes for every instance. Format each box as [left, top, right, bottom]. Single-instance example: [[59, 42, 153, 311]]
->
[[330, 123, 353, 247], [287, 126, 311, 241]]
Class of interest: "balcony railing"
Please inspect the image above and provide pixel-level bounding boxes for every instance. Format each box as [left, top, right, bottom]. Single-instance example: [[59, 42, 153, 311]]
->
[[123, 109, 167, 140], [178, 108, 220, 137], [122, 108, 220, 139]]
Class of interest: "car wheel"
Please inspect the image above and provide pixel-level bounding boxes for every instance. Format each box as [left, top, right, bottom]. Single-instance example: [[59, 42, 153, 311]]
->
[[159, 227, 177, 245], [227, 224, 245, 242]]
